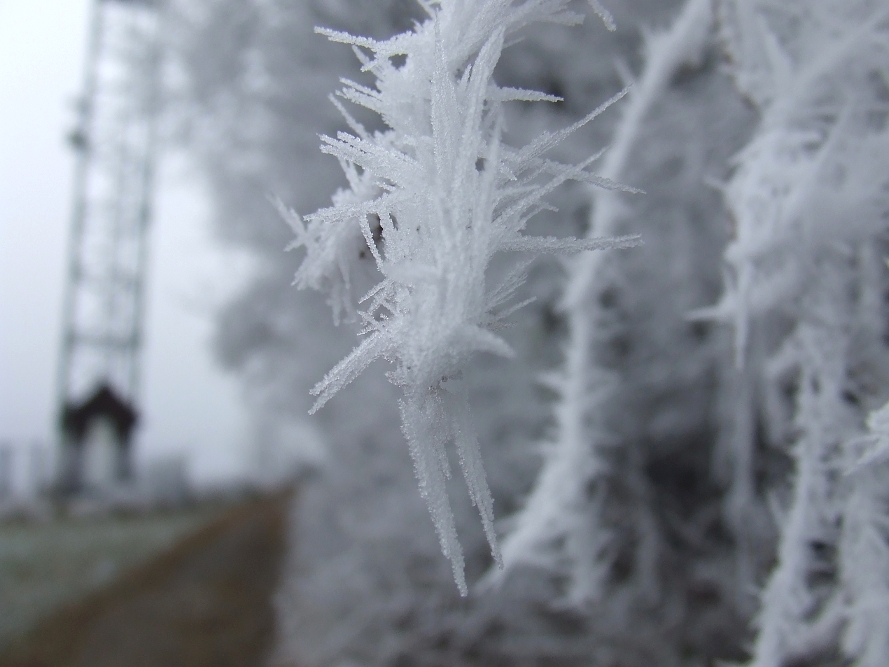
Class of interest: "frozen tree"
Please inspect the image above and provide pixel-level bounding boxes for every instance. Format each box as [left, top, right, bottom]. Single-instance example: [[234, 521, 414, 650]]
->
[[703, 1, 889, 665], [283, 0, 639, 594]]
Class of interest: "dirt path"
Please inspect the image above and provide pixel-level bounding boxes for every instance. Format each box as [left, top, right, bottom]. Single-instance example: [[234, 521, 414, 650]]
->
[[0, 491, 291, 667]]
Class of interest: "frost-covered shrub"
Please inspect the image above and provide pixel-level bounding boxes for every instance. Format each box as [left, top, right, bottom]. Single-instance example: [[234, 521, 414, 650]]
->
[[283, 0, 639, 594], [495, 0, 718, 605], [168, 0, 889, 665], [841, 402, 889, 667], [704, 2, 889, 665]]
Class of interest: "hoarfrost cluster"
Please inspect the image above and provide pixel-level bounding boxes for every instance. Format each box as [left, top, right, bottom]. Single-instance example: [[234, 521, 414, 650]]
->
[[282, 0, 638, 593]]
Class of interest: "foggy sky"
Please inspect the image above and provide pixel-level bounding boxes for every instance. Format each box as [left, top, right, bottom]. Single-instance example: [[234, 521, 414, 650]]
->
[[0, 0, 253, 487]]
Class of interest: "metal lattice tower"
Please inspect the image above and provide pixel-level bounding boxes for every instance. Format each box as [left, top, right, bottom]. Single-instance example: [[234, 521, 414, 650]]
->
[[56, 0, 164, 490]]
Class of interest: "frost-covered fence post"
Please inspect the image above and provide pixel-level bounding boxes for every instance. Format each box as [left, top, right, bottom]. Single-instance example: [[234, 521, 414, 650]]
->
[[281, 0, 639, 595], [494, 0, 714, 606], [704, 2, 889, 665]]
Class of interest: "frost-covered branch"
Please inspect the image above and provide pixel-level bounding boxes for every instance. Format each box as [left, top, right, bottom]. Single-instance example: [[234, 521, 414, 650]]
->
[[840, 487, 889, 665], [704, 2, 889, 665], [493, 0, 714, 606], [283, 0, 636, 595], [841, 399, 889, 667]]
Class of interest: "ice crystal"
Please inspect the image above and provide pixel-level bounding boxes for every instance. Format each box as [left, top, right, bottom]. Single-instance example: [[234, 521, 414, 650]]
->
[[282, 0, 635, 594]]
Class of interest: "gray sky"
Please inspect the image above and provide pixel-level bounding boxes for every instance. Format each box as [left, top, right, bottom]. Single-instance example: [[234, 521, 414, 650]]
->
[[0, 0, 252, 487]]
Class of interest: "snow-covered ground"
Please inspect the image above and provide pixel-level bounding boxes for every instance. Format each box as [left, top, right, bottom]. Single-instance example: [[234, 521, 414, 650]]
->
[[0, 502, 222, 646]]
